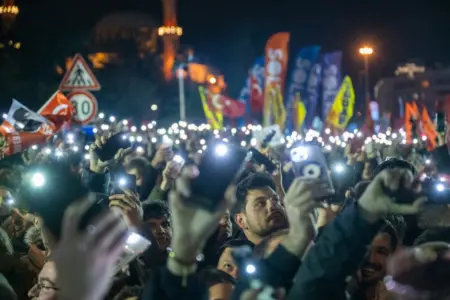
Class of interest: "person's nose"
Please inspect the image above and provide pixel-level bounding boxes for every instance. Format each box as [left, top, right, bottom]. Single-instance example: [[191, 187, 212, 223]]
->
[[231, 267, 239, 280], [28, 284, 38, 297]]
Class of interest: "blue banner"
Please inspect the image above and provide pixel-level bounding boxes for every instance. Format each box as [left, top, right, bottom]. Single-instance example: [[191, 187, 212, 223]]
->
[[285, 46, 321, 131], [321, 51, 342, 120], [237, 57, 264, 124], [304, 62, 323, 127]]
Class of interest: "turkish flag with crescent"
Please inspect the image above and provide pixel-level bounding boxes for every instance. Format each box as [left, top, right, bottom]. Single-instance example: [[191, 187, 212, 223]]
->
[[207, 92, 245, 119], [0, 91, 74, 156], [250, 75, 264, 113], [38, 91, 74, 132]]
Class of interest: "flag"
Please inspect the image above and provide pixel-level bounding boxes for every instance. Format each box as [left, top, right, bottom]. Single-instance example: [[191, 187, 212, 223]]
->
[[198, 86, 223, 129], [326, 76, 355, 129], [238, 57, 265, 116], [293, 92, 307, 130], [38, 91, 74, 133], [263, 32, 290, 127], [0, 92, 74, 156], [304, 63, 323, 128], [206, 90, 246, 119], [321, 51, 342, 120], [285, 46, 321, 131], [0, 100, 51, 136]]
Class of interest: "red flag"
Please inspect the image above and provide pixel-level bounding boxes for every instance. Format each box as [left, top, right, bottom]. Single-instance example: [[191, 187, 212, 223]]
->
[[38, 91, 74, 132], [250, 75, 264, 112], [206, 91, 245, 118]]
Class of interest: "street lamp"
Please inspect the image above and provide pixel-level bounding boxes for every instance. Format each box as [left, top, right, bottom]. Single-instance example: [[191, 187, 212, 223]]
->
[[177, 65, 188, 121], [359, 46, 374, 102], [208, 76, 217, 85]]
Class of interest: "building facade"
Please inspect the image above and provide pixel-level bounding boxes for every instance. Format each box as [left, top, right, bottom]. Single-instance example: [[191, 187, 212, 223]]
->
[[375, 64, 450, 121]]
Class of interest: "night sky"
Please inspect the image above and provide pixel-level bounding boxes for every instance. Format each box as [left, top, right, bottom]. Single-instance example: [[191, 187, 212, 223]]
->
[[9, 0, 450, 98]]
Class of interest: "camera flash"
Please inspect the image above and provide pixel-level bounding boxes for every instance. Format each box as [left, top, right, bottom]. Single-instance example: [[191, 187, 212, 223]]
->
[[173, 155, 185, 164], [333, 163, 345, 173], [436, 183, 445, 192]]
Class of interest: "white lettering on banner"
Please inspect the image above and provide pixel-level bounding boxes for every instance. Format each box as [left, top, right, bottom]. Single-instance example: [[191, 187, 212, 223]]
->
[[266, 48, 283, 87], [323, 65, 339, 98]]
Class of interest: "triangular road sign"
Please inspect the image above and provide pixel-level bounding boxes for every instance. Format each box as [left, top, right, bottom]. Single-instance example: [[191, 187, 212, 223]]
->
[[59, 54, 101, 91]]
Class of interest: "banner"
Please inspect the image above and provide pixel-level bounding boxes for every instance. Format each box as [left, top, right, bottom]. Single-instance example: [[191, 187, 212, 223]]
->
[[237, 57, 265, 115], [321, 51, 342, 120], [285, 46, 321, 132], [326, 76, 355, 129], [293, 93, 307, 130], [249, 57, 265, 114], [263, 32, 290, 127]]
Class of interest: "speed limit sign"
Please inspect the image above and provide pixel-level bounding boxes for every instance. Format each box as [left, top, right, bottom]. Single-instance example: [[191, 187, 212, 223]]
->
[[67, 90, 98, 124]]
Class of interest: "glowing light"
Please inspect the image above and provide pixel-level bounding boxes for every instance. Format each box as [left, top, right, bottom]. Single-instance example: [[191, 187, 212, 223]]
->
[[109, 116, 116, 122], [151, 104, 158, 111], [359, 46, 374, 55], [122, 120, 128, 125], [98, 112, 105, 119]]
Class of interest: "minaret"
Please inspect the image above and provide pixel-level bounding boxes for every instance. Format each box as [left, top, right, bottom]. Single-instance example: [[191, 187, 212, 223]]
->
[[0, 0, 19, 35], [158, 0, 182, 81]]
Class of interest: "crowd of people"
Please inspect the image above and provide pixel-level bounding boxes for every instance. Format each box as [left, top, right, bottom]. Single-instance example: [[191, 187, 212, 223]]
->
[[1, 118, 450, 300]]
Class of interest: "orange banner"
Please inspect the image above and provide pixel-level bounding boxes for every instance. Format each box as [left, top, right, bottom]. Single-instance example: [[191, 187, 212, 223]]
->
[[421, 108, 438, 150], [263, 32, 290, 126]]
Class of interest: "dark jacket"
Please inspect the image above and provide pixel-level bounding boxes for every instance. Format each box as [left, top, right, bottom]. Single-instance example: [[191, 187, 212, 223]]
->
[[286, 203, 383, 300]]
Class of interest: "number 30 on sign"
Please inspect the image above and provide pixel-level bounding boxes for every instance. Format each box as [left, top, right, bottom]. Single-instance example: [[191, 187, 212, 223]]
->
[[67, 90, 98, 124]]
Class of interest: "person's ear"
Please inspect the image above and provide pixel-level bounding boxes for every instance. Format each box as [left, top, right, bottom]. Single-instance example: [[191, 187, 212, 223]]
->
[[234, 213, 248, 230]]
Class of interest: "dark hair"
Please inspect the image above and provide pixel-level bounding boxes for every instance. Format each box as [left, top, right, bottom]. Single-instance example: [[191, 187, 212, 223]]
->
[[217, 239, 254, 258], [379, 220, 399, 252], [198, 267, 236, 287], [372, 157, 417, 178], [253, 228, 289, 258], [385, 214, 407, 244], [142, 200, 170, 222], [125, 157, 151, 175], [234, 172, 277, 215]]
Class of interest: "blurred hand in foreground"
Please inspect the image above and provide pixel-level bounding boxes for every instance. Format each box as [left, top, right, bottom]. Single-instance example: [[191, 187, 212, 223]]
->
[[52, 196, 128, 300], [169, 165, 236, 262]]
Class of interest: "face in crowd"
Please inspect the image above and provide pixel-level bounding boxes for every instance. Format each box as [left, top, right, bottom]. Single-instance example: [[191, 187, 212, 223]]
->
[[141, 201, 172, 251], [235, 174, 288, 244], [28, 261, 58, 300], [357, 229, 396, 286]]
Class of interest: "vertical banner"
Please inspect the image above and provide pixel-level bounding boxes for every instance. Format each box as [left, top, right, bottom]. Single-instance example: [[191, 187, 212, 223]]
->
[[305, 63, 323, 128], [326, 76, 355, 129], [285, 46, 321, 132], [321, 51, 342, 120], [263, 32, 290, 127], [250, 57, 265, 114], [237, 57, 265, 125]]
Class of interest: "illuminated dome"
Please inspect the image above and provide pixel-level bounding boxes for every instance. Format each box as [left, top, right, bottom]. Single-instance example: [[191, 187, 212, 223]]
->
[[93, 11, 157, 41]]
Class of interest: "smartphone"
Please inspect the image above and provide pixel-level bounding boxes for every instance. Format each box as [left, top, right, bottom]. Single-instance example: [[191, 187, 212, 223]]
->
[[191, 142, 252, 211], [249, 148, 276, 173], [110, 173, 137, 195], [18, 164, 151, 271], [290, 143, 335, 200], [95, 132, 131, 162]]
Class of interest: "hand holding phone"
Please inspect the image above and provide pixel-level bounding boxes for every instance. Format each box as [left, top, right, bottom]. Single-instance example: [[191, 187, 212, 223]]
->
[[290, 144, 335, 200], [191, 143, 251, 211], [111, 173, 137, 195]]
